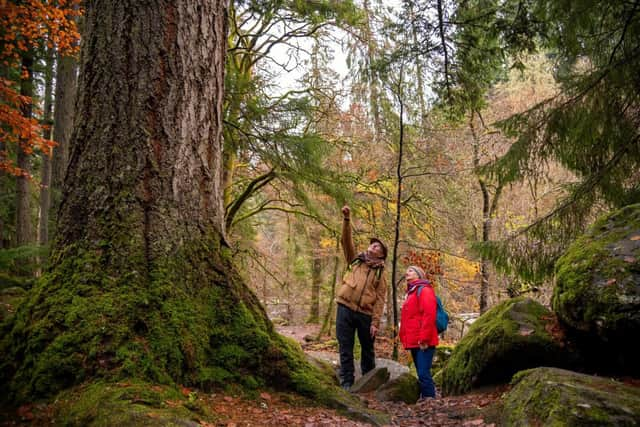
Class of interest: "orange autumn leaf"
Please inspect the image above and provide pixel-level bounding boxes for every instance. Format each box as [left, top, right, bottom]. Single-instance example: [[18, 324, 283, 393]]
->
[[0, 0, 81, 176]]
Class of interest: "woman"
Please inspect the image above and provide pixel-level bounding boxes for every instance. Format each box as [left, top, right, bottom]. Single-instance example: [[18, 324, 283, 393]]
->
[[399, 265, 439, 399]]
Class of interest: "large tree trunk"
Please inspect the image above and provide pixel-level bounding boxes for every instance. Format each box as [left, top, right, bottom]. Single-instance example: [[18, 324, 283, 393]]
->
[[1, 0, 315, 404]]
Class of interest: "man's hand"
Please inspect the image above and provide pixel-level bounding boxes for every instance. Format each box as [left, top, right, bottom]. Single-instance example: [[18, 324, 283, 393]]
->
[[370, 324, 378, 338], [419, 342, 428, 351], [342, 205, 350, 219]]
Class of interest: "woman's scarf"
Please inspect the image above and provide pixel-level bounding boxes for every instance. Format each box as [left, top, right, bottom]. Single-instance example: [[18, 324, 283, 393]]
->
[[406, 279, 431, 295]]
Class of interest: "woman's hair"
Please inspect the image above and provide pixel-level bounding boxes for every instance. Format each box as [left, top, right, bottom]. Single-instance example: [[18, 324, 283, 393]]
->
[[408, 265, 426, 279]]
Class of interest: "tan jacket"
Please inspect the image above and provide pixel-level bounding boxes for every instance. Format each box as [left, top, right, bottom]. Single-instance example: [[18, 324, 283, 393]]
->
[[336, 218, 388, 328]]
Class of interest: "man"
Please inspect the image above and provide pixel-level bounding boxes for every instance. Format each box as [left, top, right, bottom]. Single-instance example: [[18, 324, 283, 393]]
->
[[336, 205, 388, 390]]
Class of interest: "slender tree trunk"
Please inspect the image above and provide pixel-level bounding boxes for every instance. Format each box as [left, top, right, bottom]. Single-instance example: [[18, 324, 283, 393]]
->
[[470, 111, 502, 313], [308, 230, 321, 324], [38, 47, 55, 248], [319, 238, 340, 337], [51, 49, 78, 198], [390, 73, 405, 361], [2, 1, 315, 404], [16, 54, 34, 249]]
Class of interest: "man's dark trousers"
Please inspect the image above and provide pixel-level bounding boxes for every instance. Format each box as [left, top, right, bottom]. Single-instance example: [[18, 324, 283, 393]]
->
[[336, 303, 376, 388]]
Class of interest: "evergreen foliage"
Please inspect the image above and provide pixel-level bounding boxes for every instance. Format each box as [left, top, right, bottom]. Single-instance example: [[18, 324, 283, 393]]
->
[[462, 0, 640, 282]]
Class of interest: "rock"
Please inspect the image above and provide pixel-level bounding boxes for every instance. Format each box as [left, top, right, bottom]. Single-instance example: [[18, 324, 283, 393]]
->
[[503, 367, 640, 426], [440, 297, 568, 395], [351, 367, 389, 393], [372, 358, 410, 381], [303, 334, 317, 342], [305, 351, 409, 382], [375, 372, 420, 404], [553, 203, 640, 375], [306, 355, 339, 386]]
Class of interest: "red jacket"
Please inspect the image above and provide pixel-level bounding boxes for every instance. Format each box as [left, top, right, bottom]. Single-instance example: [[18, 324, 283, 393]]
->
[[399, 279, 439, 349]]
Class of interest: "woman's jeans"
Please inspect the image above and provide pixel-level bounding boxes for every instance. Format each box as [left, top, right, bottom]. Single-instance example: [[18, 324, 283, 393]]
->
[[410, 347, 436, 398]]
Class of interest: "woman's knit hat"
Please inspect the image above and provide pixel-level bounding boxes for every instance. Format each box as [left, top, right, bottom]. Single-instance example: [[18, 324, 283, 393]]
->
[[408, 265, 426, 279]]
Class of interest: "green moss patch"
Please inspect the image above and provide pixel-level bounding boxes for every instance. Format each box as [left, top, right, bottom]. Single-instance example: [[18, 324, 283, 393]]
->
[[440, 297, 568, 395], [503, 367, 640, 426], [50, 380, 211, 426], [375, 372, 420, 404]]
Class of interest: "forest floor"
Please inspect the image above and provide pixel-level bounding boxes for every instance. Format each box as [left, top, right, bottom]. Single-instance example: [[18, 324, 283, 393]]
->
[[1, 325, 505, 426]]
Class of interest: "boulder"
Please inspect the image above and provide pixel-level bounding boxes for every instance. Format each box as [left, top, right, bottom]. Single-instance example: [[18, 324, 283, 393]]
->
[[553, 203, 640, 375], [374, 372, 419, 404], [306, 355, 339, 386], [440, 297, 568, 395], [503, 367, 640, 426], [350, 367, 389, 393]]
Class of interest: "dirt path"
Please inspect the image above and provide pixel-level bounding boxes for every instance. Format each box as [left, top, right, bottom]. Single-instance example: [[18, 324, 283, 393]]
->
[[274, 325, 504, 426]]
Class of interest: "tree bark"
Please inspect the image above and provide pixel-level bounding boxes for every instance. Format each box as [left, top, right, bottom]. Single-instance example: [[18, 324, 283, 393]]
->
[[51, 48, 78, 196], [1, 0, 317, 404]]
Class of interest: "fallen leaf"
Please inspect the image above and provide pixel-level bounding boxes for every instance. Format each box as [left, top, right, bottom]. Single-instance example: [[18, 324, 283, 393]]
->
[[260, 392, 271, 400], [623, 256, 636, 263], [180, 386, 191, 396], [630, 235, 640, 241], [223, 396, 234, 402], [463, 419, 484, 426], [606, 278, 617, 286]]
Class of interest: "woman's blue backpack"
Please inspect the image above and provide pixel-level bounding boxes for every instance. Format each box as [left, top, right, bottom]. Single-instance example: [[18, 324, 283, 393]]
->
[[417, 285, 449, 334]]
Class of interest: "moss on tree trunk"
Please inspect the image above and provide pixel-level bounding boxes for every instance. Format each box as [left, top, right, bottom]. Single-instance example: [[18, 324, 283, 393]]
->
[[0, 0, 344, 411]]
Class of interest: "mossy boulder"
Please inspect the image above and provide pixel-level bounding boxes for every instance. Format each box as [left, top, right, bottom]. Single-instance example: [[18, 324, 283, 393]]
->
[[440, 297, 567, 396], [553, 203, 640, 375], [351, 367, 389, 393], [503, 367, 640, 426], [374, 372, 420, 404]]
